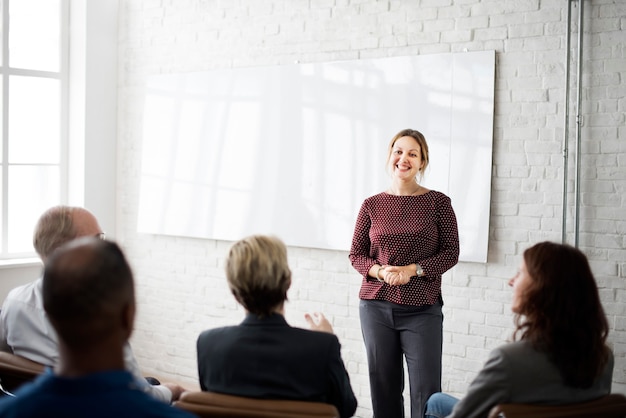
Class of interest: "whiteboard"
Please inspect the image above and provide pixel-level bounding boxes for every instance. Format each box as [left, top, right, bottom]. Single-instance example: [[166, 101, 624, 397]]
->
[[138, 51, 495, 262]]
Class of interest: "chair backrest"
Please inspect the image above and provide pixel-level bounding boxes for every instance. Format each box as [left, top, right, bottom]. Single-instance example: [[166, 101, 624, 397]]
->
[[174, 391, 340, 418], [487, 393, 626, 418], [0, 352, 45, 395]]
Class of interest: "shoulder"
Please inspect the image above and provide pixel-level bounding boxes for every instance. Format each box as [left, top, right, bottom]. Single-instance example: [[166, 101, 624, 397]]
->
[[601, 348, 615, 386], [0, 395, 26, 417], [491, 340, 534, 359], [292, 326, 339, 341], [1, 280, 43, 322], [421, 191, 455, 217], [0, 374, 51, 416], [85, 372, 195, 418], [488, 341, 553, 373], [423, 190, 451, 204], [359, 192, 398, 213], [362, 192, 388, 204], [4, 280, 40, 302], [197, 326, 237, 343], [288, 327, 341, 351]]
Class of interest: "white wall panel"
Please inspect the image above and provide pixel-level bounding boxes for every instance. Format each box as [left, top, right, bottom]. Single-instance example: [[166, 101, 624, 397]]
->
[[138, 51, 494, 262]]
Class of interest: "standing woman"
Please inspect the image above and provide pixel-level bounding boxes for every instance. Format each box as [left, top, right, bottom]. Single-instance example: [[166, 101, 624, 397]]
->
[[349, 129, 460, 418]]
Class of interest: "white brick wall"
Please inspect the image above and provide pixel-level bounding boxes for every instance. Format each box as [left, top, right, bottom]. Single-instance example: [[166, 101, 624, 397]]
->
[[116, 1, 626, 417]]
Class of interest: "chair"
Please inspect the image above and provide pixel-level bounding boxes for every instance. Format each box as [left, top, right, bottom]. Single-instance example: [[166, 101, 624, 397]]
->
[[0, 352, 45, 396], [487, 393, 626, 418], [174, 391, 340, 418]]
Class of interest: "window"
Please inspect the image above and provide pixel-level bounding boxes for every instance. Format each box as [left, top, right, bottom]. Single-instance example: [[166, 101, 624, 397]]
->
[[0, 0, 68, 258]]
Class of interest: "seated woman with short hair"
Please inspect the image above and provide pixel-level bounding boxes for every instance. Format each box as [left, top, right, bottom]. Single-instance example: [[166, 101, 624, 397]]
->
[[196, 235, 357, 418], [425, 241, 614, 418]]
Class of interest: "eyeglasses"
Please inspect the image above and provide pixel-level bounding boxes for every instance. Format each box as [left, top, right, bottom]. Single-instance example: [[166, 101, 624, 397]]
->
[[95, 232, 106, 240]]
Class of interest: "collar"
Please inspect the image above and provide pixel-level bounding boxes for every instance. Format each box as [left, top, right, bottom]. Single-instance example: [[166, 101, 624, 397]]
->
[[241, 312, 289, 327], [36, 369, 139, 394]]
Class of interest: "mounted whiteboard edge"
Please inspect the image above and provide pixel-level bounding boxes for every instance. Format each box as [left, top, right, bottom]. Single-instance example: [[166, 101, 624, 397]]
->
[[137, 50, 495, 263]]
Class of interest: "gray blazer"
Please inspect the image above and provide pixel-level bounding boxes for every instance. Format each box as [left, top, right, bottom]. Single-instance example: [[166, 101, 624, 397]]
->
[[448, 340, 614, 418]]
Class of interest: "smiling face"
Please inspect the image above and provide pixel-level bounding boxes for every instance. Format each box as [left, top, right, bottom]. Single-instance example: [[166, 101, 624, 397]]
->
[[509, 259, 534, 314], [387, 135, 424, 182]]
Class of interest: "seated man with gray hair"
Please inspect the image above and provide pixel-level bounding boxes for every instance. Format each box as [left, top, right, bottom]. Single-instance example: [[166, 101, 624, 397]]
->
[[0, 206, 185, 403], [0, 237, 194, 418]]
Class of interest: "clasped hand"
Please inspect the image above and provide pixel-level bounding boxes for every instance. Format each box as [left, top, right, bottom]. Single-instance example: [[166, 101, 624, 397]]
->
[[379, 265, 411, 286]]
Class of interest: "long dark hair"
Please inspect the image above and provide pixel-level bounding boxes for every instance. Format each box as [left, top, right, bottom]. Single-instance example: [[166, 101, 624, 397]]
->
[[513, 241, 610, 388]]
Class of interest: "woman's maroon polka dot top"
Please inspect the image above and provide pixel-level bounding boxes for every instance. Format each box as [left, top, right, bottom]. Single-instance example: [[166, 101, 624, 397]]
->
[[349, 191, 460, 306]]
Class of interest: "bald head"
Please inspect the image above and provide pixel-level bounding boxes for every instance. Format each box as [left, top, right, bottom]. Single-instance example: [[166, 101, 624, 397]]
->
[[33, 206, 103, 261], [43, 237, 135, 348]]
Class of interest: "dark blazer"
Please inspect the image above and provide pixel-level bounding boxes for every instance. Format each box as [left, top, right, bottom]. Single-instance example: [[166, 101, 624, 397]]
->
[[196, 313, 357, 418]]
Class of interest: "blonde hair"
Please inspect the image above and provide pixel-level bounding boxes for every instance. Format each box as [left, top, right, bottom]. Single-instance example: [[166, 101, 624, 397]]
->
[[386, 128, 430, 181], [225, 235, 291, 317], [33, 206, 78, 261]]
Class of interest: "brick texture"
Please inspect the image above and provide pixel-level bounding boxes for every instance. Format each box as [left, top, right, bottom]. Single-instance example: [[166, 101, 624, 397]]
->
[[117, 1, 626, 416]]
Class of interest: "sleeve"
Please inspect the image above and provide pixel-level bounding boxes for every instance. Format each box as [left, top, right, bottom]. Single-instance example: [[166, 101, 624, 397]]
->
[[0, 303, 12, 353], [447, 348, 511, 418], [123, 342, 173, 404], [326, 337, 358, 418], [348, 200, 376, 279], [196, 332, 209, 391], [420, 194, 459, 278], [146, 384, 174, 404], [0, 290, 58, 366]]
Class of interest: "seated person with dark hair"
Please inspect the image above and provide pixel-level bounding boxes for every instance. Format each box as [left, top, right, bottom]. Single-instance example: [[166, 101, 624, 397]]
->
[[196, 234, 357, 418], [424, 241, 614, 418], [0, 237, 195, 418], [0, 206, 185, 403]]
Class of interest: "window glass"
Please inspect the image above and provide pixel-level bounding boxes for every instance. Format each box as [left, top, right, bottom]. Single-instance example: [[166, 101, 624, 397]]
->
[[0, 171, 2, 253], [9, 0, 60, 71], [1, 0, 65, 258], [7, 165, 60, 253], [8, 75, 60, 164], [0, 81, 2, 163]]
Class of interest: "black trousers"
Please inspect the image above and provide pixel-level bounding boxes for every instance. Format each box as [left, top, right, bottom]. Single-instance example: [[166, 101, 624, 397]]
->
[[360, 299, 443, 418]]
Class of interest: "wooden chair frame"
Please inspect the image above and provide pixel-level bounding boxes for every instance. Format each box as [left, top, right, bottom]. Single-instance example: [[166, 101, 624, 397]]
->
[[487, 393, 626, 418], [0, 351, 45, 395], [174, 391, 340, 418]]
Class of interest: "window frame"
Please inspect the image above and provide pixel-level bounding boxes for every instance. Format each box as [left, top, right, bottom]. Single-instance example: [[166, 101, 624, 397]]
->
[[0, 0, 69, 260], [0, 0, 117, 267]]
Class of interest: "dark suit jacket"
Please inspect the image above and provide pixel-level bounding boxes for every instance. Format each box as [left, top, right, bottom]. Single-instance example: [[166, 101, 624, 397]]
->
[[196, 313, 357, 418]]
